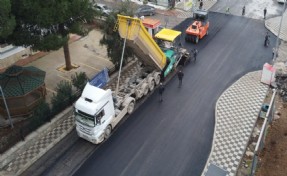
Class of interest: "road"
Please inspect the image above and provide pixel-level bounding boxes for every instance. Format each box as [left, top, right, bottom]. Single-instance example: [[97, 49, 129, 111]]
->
[[20, 11, 275, 176], [73, 13, 274, 176]]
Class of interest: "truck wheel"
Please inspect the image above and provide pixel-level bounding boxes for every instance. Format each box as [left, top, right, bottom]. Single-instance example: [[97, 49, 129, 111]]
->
[[142, 83, 149, 96], [149, 80, 155, 91], [104, 125, 112, 140], [136, 89, 143, 99], [195, 36, 199, 44], [127, 101, 135, 114], [154, 74, 161, 85]]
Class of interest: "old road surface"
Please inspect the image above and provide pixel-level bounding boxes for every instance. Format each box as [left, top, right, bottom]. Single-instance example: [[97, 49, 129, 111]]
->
[[21, 12, 274, 176]]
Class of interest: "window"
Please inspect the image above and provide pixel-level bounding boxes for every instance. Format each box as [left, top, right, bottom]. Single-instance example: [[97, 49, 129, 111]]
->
[[96, 109, 105, 125]]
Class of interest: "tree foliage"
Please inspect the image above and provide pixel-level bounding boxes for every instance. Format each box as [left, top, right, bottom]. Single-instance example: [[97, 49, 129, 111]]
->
[[0, 0, 16, 40], [51, 80, 73, 114], [6, 0, 94, 51], [1, 0, 95, 70], [99, 2, 135, 69], [71, 72, 88, 92]]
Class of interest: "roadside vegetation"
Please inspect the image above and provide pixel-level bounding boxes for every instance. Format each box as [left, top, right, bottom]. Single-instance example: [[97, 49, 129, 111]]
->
[[98, 1, 136, 69]]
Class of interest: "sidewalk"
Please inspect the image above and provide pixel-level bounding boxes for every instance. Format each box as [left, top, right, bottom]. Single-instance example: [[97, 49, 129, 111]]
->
[[202, 71, 268, 176], [265, 9, 287, 42]]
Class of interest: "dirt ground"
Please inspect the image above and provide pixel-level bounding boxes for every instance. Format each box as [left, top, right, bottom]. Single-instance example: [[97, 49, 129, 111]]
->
[[256, 96, 287, 176]]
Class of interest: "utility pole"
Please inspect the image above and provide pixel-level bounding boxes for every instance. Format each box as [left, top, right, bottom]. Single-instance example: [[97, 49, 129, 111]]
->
[[0, 86, 14, 128], [272, 1, 286, 63]]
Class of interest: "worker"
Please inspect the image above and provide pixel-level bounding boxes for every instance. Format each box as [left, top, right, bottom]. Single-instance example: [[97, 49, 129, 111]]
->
[[177, 70, 184, 88], [159, 83, 165, 102], [199, 1, 203, 9], [193, 49, 198, 62], [225, 7, 230, 15], [264, 7, 267, 19], [242, 6, 245, 16]]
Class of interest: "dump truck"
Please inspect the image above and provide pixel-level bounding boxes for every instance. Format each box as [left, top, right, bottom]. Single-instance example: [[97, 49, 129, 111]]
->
[[185, 9, 209, 44], [74, 15, 191, 144]]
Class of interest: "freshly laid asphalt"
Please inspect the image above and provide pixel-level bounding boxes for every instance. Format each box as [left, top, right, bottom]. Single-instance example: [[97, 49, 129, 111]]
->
[[1, 1, 286, 176], [73, 12, 274, 176]]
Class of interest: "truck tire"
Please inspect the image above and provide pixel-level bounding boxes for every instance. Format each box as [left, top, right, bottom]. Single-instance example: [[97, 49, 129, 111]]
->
[[136, 89, 143, 99], [154, 73, 161, 85], [104, 125, 112, 140], [142, 83, 149, 96], [127, 101, 135, 114], [148, 79, 155, 91]]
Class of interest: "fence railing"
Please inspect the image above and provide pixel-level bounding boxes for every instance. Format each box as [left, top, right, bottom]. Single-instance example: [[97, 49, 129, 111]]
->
[[250, 89, 277, 175]]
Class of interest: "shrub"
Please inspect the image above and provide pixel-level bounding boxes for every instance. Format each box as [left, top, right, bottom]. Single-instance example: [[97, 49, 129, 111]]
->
[[33, 100, 51, 122], [143, 0, 148, 5], [71, 72, 88, 92], [51, 81, 73, 114]]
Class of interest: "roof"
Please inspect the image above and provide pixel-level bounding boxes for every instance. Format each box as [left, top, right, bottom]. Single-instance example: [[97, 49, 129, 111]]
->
[[155, 28, 182, 42], [142, 18, 161, 29], [0, 66, 46, 97], [81, 82, 107, 103]]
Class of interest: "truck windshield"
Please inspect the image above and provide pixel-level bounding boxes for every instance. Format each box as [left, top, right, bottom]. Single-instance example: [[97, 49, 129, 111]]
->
[[75, 111, 95, 127]]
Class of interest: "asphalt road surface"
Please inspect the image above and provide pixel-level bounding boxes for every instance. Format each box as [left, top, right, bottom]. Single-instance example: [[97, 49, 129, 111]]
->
[[73, 13, 274, 176], [21, 13, 275, 176]]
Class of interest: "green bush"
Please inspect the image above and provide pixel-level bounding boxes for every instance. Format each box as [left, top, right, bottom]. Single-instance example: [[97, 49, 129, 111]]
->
[[51, 81, 73, 114], [33, 100, 51, 122], [143, 0, 148, 5], [71, 72, 88, 92]]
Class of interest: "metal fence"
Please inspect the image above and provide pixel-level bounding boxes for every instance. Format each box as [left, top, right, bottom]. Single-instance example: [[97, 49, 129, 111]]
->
[[250, 89, 277, 175]]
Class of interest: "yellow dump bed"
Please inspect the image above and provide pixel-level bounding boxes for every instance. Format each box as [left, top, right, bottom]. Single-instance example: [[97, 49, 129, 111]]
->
[[117, 15, 166, 70]]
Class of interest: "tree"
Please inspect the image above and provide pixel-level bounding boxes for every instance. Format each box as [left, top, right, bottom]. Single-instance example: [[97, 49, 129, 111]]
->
[[6, 0, 94, 70], [0, 0, 16, 40], [99, 2, 135, 69]]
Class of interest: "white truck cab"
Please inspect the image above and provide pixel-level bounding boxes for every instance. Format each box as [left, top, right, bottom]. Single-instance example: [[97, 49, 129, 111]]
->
[[74, 82, 136, 144]]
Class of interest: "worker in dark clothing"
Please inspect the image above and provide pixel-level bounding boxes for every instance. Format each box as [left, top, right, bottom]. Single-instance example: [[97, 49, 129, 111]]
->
[[199, 1, 203, 9], [159, 83, 165, 102], [193, 49, 198, 62], [177, 70, 184, 88], [242, 6, 245, 16], [264, 8, 267, 19]]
